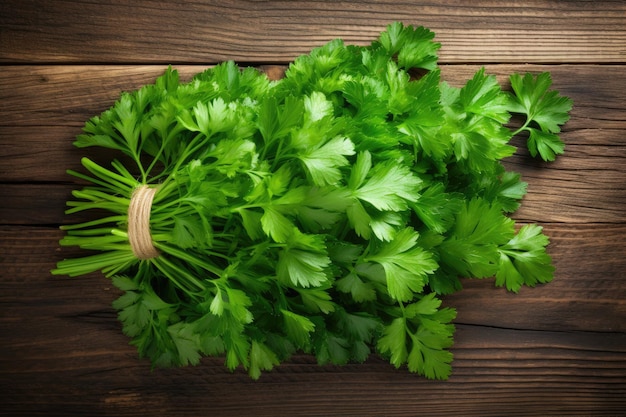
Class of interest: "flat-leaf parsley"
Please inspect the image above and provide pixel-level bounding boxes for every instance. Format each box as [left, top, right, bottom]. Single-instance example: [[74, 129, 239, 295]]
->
[[53, 22, 572, 379]]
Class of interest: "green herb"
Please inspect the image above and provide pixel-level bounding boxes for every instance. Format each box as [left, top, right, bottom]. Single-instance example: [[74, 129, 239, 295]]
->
[[52, 22, 572, 379]]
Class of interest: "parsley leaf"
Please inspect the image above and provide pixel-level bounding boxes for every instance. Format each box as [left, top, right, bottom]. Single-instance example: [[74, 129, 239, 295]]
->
[[281, 309, 316, 350], [496, 224, 555, 292], [508, 72, 573, 161], [461, 68, 510, 124], [440, 198, 515, 278], [376, 22, 440, 70], [277, 228, 331, 288], [298, 135, 355, 186], [365, 228, 438, 302], [249, 340, 281, 380], [350, 152, 423, 212]]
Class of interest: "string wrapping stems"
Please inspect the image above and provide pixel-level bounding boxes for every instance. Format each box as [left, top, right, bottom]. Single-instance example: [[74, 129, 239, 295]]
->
[[128, 185, 159, 260]]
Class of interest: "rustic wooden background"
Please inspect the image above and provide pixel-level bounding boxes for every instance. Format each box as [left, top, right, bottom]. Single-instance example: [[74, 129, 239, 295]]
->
[[1, 1, 625, 416]]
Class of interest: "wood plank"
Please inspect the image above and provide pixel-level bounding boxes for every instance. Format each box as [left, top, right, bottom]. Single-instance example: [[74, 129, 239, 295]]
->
[[2, 63, 624, 129], [2, 64, 624, 176], [2, 139, 625, 225], [2, 133, 626, 224], [1, 64, 625, 225], [1, 329, 624, 416], [2, 224, 620, 334], [5, 224, 625, 330], [0, 184, 72, 226], [445, 225, 626, 333], [1, 225, 625, 415], [1, 0, 624, 64], [2, 63, 623, 130]]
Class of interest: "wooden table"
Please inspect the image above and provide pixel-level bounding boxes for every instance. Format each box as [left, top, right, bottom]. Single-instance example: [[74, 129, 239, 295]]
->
[[1, 2, 625, 416]]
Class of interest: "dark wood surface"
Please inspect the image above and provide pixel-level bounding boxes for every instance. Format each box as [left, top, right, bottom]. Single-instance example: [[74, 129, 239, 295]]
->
[[1, 2, 625, 416]]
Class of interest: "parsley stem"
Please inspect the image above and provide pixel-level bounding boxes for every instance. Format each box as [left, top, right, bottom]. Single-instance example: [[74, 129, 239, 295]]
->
[[174, 133, 208, 172], [150, 180, 178, 205], [81, 157, 138, 189], [152, 256, 207, 294], [52, 250, 136, 277], [66, 169, 131, 195], [65, 201, 127, 215], [128, 146, 148, 183], [511, 119, 530, 137], [71, 189, 130, 206], [270, 140, 286, 171], [111, 159, 139, 183], [155, 242, 224, 278], [143, 141, 169, 180], [60, 215, 126, 230]]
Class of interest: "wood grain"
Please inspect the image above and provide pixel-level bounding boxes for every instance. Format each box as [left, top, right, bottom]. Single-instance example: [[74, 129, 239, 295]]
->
[[1, 226, 625, 416], [2, 64, 625, 179], [1, 65, 624, 225], [1, 0, 625, 415], [1, 0, 624, 64]]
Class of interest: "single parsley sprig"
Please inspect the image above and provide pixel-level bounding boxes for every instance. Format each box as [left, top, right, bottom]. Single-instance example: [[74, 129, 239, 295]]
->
[[508, 72, 574, 161]]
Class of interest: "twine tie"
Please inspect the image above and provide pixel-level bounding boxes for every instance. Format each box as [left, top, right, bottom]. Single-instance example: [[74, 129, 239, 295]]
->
[[128, 185, 159, 260]]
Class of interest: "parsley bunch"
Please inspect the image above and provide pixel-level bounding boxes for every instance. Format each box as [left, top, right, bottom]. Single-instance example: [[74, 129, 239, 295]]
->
[[53, 22, 572, 379]]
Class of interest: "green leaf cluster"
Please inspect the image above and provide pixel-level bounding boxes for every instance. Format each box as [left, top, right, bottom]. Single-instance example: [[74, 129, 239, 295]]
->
[[53, 22, 571, 379]]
